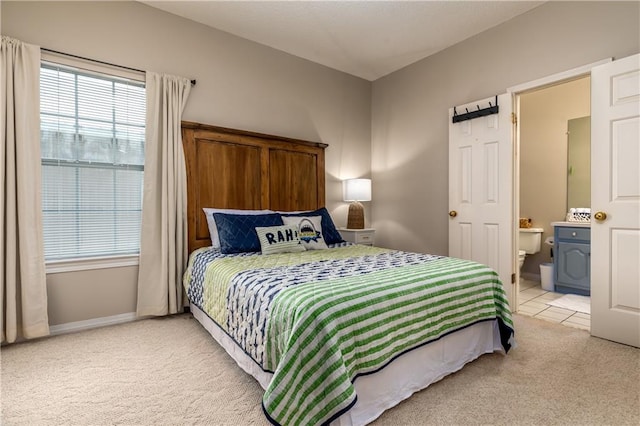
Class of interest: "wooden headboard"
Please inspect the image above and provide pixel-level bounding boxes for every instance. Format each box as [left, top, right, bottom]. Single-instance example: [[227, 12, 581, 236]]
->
[[182, 121, 328, 253]]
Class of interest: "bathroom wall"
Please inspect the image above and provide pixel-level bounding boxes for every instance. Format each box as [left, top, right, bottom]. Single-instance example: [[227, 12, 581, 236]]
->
[[519, 77, 590, 277]]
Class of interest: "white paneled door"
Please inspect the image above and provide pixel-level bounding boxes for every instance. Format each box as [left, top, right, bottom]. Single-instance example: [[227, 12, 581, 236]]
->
[[449, 94, 514, 308], [591, 54, 640, 348]]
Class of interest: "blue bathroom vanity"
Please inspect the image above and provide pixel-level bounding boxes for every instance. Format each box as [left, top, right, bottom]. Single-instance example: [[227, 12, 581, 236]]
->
[[552, 222, 591, 296]]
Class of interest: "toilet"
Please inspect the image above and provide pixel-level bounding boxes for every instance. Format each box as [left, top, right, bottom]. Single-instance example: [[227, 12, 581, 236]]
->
[[518, 228, 544, 270], [518, 250, 527, 270]]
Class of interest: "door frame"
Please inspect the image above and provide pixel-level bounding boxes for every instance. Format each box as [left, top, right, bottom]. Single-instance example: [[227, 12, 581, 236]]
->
[[506, 58, 611, 310]]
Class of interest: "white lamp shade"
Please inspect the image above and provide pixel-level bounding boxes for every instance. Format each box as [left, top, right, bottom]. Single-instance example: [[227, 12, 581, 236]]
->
[[343, 178, 371, 202]]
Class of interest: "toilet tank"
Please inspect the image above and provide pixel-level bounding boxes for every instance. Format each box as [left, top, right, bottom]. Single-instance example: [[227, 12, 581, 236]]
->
[[519, 228, 544, 254]]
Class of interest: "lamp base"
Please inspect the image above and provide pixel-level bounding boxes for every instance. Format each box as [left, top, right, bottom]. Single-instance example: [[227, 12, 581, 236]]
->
[[347, 201, 365, 229]]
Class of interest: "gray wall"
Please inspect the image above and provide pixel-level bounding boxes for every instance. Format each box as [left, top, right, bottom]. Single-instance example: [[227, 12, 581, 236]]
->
[[1, 1, 371, 325], [371, 1, 639, 254]]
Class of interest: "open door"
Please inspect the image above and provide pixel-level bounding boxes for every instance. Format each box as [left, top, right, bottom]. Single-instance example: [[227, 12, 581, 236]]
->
[[591, 54, 640, 348], [449, 94, 514, 308]]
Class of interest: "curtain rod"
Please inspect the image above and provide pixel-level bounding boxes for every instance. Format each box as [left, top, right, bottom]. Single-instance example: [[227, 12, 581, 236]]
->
[[40, 47, 196, 86]]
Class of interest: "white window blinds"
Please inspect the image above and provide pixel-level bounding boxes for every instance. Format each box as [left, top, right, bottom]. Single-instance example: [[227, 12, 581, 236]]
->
[[40, 62, 146, 260]]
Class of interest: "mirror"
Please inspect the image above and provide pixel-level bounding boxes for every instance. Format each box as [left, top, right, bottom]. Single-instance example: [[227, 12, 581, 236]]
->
[[567, 116, 591, 209]]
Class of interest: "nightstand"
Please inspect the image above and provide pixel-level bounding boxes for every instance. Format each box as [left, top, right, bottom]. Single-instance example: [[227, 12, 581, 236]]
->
[[339, 228, 375, 246]]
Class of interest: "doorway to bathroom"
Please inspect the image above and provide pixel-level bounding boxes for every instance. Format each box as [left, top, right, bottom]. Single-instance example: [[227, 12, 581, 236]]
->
[[515, 76, 591, 330], [506, 55, 640, 347]]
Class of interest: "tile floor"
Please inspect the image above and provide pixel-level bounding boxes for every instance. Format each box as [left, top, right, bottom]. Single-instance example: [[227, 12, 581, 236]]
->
[[517, 278, 591, 332]]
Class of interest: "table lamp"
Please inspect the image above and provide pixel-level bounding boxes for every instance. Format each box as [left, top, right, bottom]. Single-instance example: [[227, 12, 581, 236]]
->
[[343, 178, 371, 229]]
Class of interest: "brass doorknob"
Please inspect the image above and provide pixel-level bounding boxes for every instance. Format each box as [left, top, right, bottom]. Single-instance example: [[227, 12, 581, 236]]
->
[[594, 211, 607, 221], [449, 210, 458, 218]]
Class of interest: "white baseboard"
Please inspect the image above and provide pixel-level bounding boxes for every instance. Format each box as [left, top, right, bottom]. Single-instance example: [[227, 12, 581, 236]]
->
[[49, 312, 137, 336]]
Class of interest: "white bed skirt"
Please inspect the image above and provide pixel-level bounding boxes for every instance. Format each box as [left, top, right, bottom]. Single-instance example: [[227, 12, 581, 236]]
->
[[190, 303, 504, 426]]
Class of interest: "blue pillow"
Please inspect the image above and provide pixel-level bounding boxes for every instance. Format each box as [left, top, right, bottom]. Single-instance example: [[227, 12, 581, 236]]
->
[[213, 212, 284, 254], [281, 207, 344, 245]]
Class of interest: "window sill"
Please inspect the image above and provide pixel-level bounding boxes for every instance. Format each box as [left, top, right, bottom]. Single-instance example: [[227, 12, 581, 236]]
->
[[46, 255, 140, 274]]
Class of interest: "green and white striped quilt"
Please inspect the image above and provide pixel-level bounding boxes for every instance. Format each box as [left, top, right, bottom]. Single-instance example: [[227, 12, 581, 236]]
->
[[184, 244, 514, 426]]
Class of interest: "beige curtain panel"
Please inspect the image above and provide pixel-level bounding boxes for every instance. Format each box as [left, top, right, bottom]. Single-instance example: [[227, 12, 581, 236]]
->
[[137, 72, 191, 317], [1, 36, 50, 343]]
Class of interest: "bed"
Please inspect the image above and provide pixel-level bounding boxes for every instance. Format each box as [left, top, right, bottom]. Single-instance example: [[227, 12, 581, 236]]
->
[[181, 121, 514, 426]]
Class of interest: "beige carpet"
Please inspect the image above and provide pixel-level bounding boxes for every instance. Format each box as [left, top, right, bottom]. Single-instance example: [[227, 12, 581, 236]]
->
[[1, 314, 638, 425]]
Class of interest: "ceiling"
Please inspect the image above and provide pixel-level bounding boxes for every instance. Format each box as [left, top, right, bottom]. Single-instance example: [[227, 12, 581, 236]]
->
[[141, 1, 544, 81]]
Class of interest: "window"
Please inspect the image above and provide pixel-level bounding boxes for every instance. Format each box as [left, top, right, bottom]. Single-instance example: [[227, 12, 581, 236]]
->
[[40, 62, 146, 261]]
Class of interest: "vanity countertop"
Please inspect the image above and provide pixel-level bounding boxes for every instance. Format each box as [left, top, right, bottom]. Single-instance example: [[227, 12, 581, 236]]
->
[[551, 221, 591, 228]]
